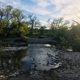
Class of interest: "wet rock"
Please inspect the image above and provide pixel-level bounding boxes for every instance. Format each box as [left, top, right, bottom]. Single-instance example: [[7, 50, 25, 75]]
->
[[0, 75, 8, 80], [8, 71, 19, 78]]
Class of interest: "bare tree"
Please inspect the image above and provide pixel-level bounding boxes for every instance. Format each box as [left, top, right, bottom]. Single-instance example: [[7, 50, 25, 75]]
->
[[27, 13, 40, 35]]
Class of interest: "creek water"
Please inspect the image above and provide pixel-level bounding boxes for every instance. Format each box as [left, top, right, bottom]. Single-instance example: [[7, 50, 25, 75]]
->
[[22, 44, 58, 71], [0, 44, 61, 73]]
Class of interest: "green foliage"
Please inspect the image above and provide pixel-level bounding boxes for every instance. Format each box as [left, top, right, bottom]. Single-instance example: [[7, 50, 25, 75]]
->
[[59, 37, 68, 48], [48, 17, 69, 43], [39, 26, 46, 36], [72, 36, 80, 52], [0, 28, 3, 34], [0, 5, 29, 37], [19, 22, 29, 36], [70, 24, 80, 40], [1, 5, 80, 52], [67, 24, 80, 51], [54, 26, 68, 41]]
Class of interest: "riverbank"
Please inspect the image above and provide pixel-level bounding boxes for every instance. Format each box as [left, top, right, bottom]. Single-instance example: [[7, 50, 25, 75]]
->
[[53, 50, 80, 80], [0, 37, 28, 47], [0, 50, 79, 80], [0, 43, 80, 80], [2, 46, 28, 51]]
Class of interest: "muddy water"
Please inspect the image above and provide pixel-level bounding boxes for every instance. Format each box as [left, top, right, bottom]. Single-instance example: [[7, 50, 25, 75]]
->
[[21, 44, 59, 71]]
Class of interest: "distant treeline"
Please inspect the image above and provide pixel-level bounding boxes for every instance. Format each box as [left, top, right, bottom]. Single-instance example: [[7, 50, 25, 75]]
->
[[0, 5, 80, 51]]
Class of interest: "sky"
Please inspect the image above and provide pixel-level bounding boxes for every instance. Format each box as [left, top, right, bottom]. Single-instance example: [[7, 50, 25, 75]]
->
[[0, 0, 80, 26]]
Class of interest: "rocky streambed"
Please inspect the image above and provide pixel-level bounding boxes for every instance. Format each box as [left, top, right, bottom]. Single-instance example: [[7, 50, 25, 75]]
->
[[0, 44, 80, 80], [53, 50, 80, 80]]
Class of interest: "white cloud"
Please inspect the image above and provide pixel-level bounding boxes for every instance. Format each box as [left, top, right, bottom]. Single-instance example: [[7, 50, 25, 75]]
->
[[0, 0, 51, 15], [49, 0, 65, 11], [33, 0, 50, 8], [21, 5, 51, 15], [1, 0, 80, 24], [60, 1, 80, 20], [37, 1, 50, 8], [0, 0, 21, 8], [49, 0, 80, 22]]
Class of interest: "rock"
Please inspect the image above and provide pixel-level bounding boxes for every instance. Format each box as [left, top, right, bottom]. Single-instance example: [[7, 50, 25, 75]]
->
[[0, 75, 8, 79]]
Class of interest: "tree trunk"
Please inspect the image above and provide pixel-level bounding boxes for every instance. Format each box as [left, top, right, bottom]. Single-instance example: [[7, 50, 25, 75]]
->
[[31, 21, 34, 35]]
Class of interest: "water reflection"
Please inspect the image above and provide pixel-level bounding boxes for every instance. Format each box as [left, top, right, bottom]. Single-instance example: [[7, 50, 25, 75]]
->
[[0, 50, 27, 72], [0, 44, 60, 73], [22, 44, 58, 71]]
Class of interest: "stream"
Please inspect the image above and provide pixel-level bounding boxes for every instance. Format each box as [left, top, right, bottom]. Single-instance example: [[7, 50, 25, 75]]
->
[[22, 44, 61, 71], [0, 44, 62, 79]]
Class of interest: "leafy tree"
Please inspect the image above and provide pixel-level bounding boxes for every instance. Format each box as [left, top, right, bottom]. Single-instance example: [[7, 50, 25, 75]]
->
[[68, 24, 80, 51], [33, 28, 39, 36], [72, 37, 80, 52], [2, 5, 13, 37], [0, 5, 29, 37], [0, 5, 5, 28], [54, 26, 68, 41], [8, 8, 25, 37], [12, 9, 25, 22], [47, 17, 69, 38], [59, 37, 68, 49], [19, 22, 29, 36], [70, 24, 80, 40], [39, 26, 46, 36]]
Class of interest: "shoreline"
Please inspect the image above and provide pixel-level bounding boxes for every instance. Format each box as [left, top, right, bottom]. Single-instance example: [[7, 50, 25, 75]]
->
[[0, 50, 80, 80]]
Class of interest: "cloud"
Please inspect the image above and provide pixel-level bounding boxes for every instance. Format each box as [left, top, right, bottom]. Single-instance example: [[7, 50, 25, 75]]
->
[[21, 6, 51, 15], [1, 0, 80, 25], [60, 1, 80, 20], [0, 0, 21, 8], [33, 0, 50, 8], [0, 0, 51, 15], [37, 1, 50, 8], [49, 0, 80, 22]]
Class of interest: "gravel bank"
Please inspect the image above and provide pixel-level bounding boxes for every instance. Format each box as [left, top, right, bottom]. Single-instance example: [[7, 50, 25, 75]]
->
[[53, 50, 80, 80]]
